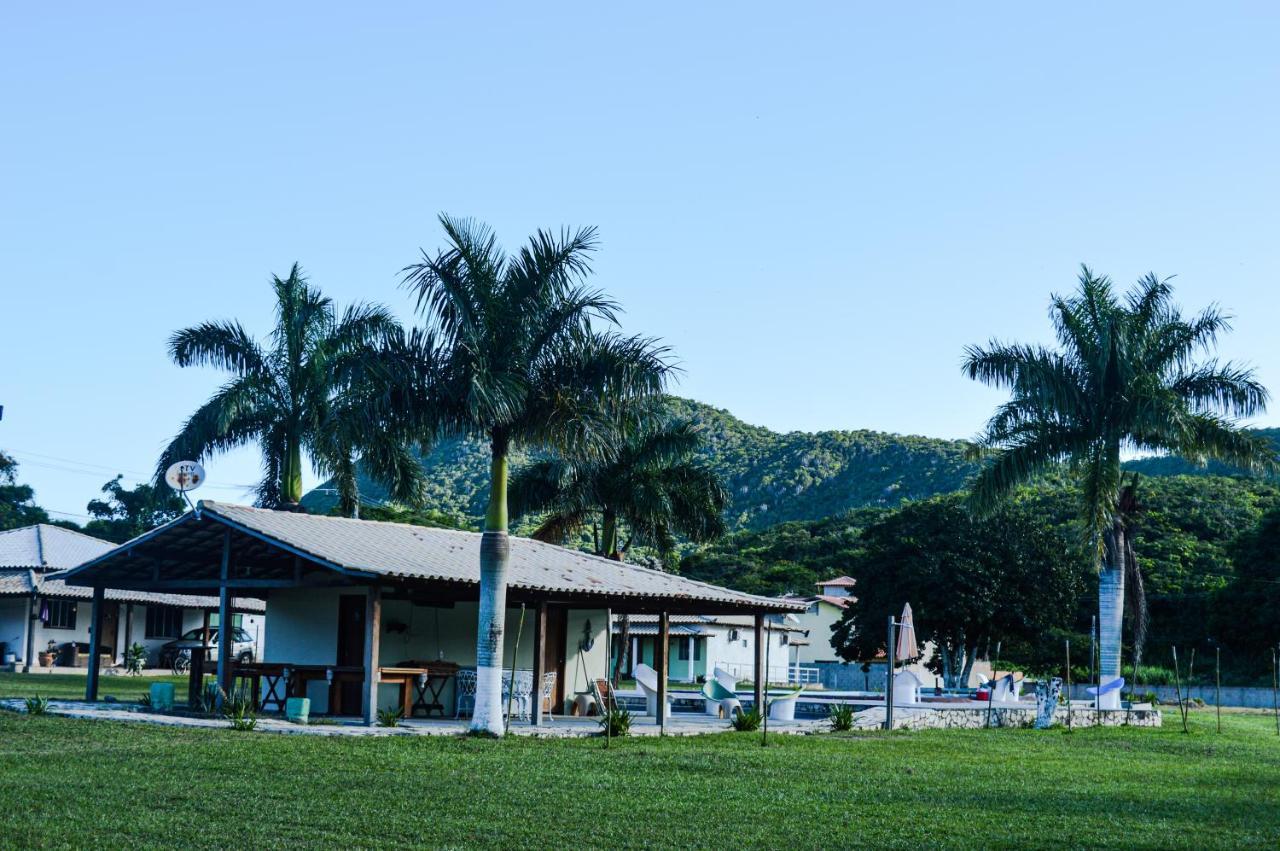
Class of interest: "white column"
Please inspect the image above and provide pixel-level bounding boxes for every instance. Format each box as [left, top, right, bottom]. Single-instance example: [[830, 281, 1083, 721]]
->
[[630, 637, 638, 677], [685, 636, 695, 683]]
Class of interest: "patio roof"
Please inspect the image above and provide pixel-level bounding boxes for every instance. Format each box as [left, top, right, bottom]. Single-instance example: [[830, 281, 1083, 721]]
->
[[56, 501, 804, 616], [0, 524, 115, 569]]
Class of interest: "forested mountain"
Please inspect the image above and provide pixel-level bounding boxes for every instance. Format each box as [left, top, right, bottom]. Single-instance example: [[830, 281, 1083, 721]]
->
[[300, 397, 983, 530]]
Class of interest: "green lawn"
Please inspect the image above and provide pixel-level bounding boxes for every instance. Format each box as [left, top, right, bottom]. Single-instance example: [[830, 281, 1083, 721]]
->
[[0, 672, 189, 703], [1, 673, 1278, 849]]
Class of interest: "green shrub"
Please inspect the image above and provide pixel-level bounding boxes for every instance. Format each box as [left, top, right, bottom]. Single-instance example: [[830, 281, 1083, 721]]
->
[[597, 707, 632, 737], [829, 703, 855, 732], [124, 643, 148, 675], [731, 708, 762, 732], [137, 693, 152, 708], [24, 696, 50, 716], [377, 707, 404, 728]]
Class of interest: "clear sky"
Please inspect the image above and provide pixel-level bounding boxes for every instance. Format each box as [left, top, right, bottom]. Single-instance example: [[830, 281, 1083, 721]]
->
[[3, 3, 1278, 522]]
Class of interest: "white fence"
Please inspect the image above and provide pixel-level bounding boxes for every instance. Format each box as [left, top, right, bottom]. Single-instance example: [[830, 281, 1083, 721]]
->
[[714, 661, 820, 685]]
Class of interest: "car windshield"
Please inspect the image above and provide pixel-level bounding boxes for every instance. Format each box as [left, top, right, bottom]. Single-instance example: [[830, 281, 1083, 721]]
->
[[181, 628, 217, 641]]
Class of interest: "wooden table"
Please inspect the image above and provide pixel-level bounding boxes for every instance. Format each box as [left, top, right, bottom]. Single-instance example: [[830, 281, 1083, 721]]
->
[[387, 660, 459, 717], [378, 667, 431, 719]]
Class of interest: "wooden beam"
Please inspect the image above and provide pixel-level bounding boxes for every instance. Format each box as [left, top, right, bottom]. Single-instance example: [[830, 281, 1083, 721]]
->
[[215, 529, 233, 703], [530, 600, 547, 726], [85, 586, 105, 700], [753, 613, 765, 716], [656, 611, 669, 733], [362, 585, 382, 725]]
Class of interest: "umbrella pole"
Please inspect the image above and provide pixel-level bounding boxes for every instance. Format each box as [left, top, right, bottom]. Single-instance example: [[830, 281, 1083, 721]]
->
[[985, 640, 1001, 729], [884, 616, 895, 731]]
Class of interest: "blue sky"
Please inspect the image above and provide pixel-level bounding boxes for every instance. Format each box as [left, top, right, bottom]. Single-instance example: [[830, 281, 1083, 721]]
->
[[3, 3, 1279, 522]]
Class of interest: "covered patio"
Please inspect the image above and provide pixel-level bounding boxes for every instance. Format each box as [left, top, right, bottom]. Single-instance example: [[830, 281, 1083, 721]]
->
[[56, 501, 803, 727]]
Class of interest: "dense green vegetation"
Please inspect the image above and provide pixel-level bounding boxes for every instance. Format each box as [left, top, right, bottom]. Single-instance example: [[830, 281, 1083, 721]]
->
[[302, 396, 984, 531], [0, 711, 1276, 848]]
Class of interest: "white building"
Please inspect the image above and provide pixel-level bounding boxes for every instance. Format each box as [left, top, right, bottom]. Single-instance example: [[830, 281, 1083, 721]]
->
[[0, 524, 264, 670], [611, 614, 810, 684]]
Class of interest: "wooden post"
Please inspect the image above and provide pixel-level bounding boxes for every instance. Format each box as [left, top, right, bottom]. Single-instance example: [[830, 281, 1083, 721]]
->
[[530, 601, 547, 726], [215, 530, 233, 704], [362, 585, 382, 725], [753, 613, 765, 718], [85, 586, 105, 700], [656, 611, 670, 733], [123, 603, 134, 667]]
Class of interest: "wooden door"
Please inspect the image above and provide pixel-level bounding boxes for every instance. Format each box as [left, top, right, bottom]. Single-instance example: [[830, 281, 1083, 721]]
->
[[100, 602, 120, 660], [542, 607, 568, 709], [335, 595, 366, 713]]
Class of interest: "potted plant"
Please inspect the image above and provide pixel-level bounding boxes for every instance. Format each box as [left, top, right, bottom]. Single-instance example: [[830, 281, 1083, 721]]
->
[[37, 640, 57, 668]]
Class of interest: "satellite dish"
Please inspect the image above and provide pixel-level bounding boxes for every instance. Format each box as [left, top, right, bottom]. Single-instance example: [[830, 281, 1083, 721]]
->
[[165, 461, 206, 493]]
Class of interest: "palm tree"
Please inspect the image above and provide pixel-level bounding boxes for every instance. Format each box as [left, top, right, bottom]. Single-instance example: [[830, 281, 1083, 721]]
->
[[156, 264, 425, 513], [399, 215, 674, 734], [510, 414, 729, 682], [964, 266, 1275, 707]]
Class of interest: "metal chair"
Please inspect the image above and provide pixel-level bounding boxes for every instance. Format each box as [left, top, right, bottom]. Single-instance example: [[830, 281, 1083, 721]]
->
[[455, 668, 477, 718], [540, 672, 557, 722]]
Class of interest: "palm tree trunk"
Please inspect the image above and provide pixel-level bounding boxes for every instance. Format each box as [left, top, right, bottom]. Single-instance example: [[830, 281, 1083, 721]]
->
[[1098, 520, 1127, 709], [471, 440, 510, 735], [281, 438, 304, 505]]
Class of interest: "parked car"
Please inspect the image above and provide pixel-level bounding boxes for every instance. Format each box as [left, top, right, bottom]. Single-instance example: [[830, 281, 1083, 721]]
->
[[160, 627, 256, 674]]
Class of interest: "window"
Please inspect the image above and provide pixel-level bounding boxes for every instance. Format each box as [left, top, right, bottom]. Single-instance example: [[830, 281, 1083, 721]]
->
[[694, 639, 703, 661], [677, 640, 689, 660], [145, 606, 182, 639], [46, 599, 77, 630]]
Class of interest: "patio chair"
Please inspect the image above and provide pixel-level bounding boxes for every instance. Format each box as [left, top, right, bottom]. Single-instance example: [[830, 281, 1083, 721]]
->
[[591, 677, 620, 715], [701, 677, 742, 719], [1086, 676, 1125, 708], [712, 666, 738, 693], [767, 685, 806, 721], [539, 672, 557, 722], [511, 669, 534, 721], [633, 663, 673, 717], [455, 668, 477, 718]]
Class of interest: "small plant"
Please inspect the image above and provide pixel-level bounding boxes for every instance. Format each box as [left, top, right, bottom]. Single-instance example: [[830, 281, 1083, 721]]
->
[[731, 708, 762, 732], [377, 707, 404, 728], [829, 703, 855, 732], [137, 693, 152, 708], [221, 686, 258, 732], [597, 706, 632, 737], [25, 695, 50, 715], [124, 643, 148, 675]]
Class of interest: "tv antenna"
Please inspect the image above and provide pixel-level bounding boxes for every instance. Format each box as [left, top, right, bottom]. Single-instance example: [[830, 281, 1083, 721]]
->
[[164, 460, 206, 511]]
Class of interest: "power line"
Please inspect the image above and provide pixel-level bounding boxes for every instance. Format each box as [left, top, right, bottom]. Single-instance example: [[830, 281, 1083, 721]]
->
[[5, 447, 257, 491]]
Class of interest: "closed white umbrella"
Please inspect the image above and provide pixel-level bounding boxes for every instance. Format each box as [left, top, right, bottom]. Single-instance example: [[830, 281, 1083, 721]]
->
[[896, 603, 919, 663]]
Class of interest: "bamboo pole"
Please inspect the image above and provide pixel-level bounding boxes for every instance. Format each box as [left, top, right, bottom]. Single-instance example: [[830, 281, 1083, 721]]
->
[[503, 604, 526, 735], [1215, 647, 1221, 735], [1065, 640, 1072, 734], [1171, 646, 1188, 734], [1272, 646, 1279, 737], [883, 616, 895, 731], [985, 640, 1002, 729]]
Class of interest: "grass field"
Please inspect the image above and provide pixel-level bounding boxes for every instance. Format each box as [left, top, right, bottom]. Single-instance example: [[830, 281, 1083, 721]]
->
[[0, 672, 189, 702], [1, 694, 1278, 849]]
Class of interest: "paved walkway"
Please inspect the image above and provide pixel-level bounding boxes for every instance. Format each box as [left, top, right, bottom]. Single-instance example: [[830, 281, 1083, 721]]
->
[[0, 699, 833, 738]]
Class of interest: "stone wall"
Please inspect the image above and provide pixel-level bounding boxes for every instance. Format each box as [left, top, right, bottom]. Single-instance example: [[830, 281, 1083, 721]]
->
[[888, 705, 1162, 730]]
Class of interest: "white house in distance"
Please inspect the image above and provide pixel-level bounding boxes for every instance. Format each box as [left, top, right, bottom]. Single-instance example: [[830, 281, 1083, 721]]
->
[[785, 575, 855, 666], [0, 524, 264, 671], [611, 614, 810, 684]]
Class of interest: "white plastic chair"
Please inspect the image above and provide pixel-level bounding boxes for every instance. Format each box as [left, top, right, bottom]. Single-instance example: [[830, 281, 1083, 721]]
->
[[634, 663, 673, 717], [455, 669, 477, 718], [892, 670, 922, 705]]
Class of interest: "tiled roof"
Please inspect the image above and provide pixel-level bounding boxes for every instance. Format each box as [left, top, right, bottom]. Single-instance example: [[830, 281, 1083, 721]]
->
[[814, 594, 852, 609], [815, 576, 857, 588], [188, 502, 802, 612], [0, 524, 115, 569], [0, 569, 264, 612]]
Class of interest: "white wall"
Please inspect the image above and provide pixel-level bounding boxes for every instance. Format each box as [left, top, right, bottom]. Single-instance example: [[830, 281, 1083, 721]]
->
[[793, 600, 845, 664]]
